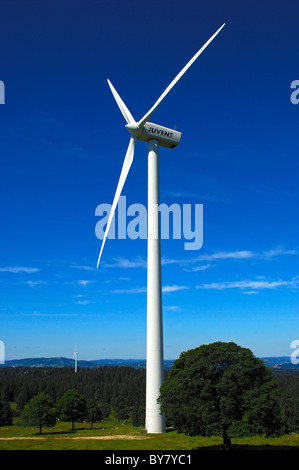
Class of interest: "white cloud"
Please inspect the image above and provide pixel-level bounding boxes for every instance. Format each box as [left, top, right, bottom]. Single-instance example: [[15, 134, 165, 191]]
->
[[198, 247, 298, 262], [105, 251, 257, 269], [25, 281, 47, 288], [100, 246, 298, 273], [196, 277, 299, 292], [161, 250, 255, 266], [104, 257, 147, 269], [76, 299, 95, 305], [111, 285, 189, 294], [163, 246, 298, 268], [198, 250, 255, 261], [162, 285, 190, 293], [111, 287, 147, 294], [184, 263, 213, 272], [77, 280, 95, 287], [70, 264, 95, 271], [0, 266, 39, 273], [13, 311, 95, 317], [259, 247, 298, 259]]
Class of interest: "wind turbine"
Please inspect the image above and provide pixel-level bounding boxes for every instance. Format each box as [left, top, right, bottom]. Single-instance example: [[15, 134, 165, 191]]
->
[[97, 23, 225, 433], [73, 346, 78, 373]]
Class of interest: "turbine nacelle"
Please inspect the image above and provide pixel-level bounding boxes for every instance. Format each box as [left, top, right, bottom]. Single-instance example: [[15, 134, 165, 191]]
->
[[126, 121, 181, 148]]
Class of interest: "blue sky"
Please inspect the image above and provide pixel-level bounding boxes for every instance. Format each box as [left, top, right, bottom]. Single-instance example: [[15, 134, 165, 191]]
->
[[0, 0, 298, 361]]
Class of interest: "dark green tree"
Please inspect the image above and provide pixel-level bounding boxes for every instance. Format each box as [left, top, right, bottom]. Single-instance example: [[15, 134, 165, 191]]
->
[[56, 388, 86, 430], [131, 402, 144, 427], [85, 398, 102, 429], [94, 390, 111, 418], [113, 395, 129, 422], [0, 402, 13, 426], [21, 392, 56, 434], [159, 342, 285, 450], [16, 383, 33, 411]]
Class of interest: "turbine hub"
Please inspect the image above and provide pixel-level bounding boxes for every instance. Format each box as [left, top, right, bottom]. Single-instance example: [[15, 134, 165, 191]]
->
[[125, 123, 142, 138]]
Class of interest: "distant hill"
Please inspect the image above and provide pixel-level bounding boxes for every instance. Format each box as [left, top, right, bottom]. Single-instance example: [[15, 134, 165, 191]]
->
[[260, 356, 298, 369], [0, 357, 95, 369], [0, 356, 297, 371], [0, 357, 174, 370]]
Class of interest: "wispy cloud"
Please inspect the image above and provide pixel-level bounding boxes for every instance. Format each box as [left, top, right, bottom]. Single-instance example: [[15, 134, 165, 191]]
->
[[162, 285, 190, 293], [41, 259, 95, 272], [77, 280, 95, 287], [10, 311, 96, 317], [167, 190, 230, 204], [110, 287, 147, 294], [102, 252, 252, 269], [183, 263, 213, 272], [76, 299, 95, 305], [201, 246, 297, 262], [25, 280, 47, 288], [0, 266, 40, 273], [163, 246, 298, 268], [99, 246, 298, 273], [70, 264, 95, 271], [196, 277, 299, 293], [196, 250, 256, 261], [259, 247, 298, 259], [110, 285, 189, 294], [104, 257, 147, 269]]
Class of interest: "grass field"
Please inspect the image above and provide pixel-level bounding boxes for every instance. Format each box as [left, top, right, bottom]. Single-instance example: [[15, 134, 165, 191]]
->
[[1, 418, 299, 450]]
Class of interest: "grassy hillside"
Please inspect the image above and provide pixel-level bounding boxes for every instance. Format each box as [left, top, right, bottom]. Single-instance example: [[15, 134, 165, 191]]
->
[[0, 418, 299, 451]]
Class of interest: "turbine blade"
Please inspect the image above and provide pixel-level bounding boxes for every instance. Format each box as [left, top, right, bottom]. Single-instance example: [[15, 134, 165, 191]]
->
[[107, 79, 136, 124], [136, 23, 225, 129], [97, 137, 136, 267]]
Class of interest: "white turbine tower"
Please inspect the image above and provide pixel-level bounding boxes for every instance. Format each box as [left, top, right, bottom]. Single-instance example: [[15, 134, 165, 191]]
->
[[97, 24, 225, 433], [73, 346, 78, 373]]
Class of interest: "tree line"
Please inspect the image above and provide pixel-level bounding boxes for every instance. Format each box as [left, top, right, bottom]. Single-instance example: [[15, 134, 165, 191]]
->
[[0, 365, 146, 427], [22, 389, 103, 433], [1, 349, 299, 440]]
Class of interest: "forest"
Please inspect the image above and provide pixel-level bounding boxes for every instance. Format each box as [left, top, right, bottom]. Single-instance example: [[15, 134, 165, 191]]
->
[[0, 366, 299, 431], [0, 366, 145, 426]]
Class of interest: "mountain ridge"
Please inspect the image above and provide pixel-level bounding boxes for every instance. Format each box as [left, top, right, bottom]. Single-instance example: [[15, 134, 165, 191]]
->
[[0, 356, 297, 370]]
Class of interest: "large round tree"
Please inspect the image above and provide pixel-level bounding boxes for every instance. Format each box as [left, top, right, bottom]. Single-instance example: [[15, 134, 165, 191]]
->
[[159, 342, 285, 449]]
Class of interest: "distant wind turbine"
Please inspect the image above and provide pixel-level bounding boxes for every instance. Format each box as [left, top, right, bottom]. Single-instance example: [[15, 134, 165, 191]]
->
[[97, 23, 225, 433]]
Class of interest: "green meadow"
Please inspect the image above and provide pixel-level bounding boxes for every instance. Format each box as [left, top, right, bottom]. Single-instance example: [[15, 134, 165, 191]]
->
[[1, 418, 299, 450]]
